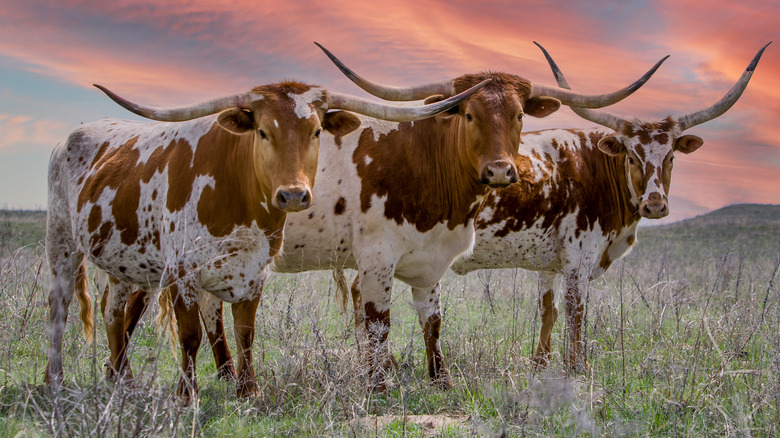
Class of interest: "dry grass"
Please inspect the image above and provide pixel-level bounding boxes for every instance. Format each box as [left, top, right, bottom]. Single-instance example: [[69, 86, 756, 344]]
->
[[0, 206, 779, 436]]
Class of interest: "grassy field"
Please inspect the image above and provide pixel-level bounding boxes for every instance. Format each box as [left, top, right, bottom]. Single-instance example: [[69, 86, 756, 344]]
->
[[0, 204, 778, 436]]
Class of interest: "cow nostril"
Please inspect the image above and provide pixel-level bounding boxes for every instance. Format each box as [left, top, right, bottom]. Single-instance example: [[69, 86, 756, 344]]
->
[[486, 169, 494, 178], [277, 192, 288, 205], [302, 191, 311, 205]]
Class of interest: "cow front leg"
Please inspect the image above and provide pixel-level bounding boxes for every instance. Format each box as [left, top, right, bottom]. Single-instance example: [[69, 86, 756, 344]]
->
[[533, 272, 559, 366], [101, 276, 136, 382], [350, 273, 397, 371], [231, 295, 261, 397], [198, 292, 235, 381], [46, 251, 82, 390], [171, 285, 202, 404], [412, 283, 451, 389], [356, 265, 394, 392], [563, 271, 588, 373]]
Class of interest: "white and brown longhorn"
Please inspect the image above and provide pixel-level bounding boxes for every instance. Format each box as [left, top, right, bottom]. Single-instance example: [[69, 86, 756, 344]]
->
[[46, 78, 486, 401], [449, 42, 770, 371], [135, 42, 666, 391]]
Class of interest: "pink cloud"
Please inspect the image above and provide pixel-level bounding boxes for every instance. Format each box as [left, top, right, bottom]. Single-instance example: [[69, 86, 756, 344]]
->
[[0, 0, 777, 212]]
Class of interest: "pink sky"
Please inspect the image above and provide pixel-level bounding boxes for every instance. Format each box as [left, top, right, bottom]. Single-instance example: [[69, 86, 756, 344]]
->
[[0, 0, 777, 223]]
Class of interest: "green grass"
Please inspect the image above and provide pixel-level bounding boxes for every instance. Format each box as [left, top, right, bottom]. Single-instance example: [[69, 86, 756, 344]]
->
[[0, 204, 778, 436]]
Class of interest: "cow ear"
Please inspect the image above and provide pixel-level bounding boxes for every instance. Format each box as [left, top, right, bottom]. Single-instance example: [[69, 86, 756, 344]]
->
[[674, 134, 703, 154], [218, 108, 255, 134], [597, 135, 626, 156], [322, 110, 361, 137], [524, 97, 561, 118], [424, 94, 459, 116]]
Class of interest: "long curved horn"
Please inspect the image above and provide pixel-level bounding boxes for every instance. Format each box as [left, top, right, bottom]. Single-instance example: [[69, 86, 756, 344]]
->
[[94, 84, 256, 121], [530, 52, 669, 109], [676, 42, 771, 131], [326, 79, 489, 122], [534, 41, 627, 131], [315, 42, 456, 101]]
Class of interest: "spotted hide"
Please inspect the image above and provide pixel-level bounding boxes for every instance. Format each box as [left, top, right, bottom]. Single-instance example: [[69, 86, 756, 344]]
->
[[79, 74, 490, 401], [450, 42, 770, 372], [47, 77, 484, 401], [127, 43, 662, 391]]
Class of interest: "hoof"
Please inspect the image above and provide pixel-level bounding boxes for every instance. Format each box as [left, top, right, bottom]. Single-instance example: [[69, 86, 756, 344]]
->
[[176, 380, 199, 406], [532, 353, 551, 368], [236, 381, 260, 398], [218, 364, 237, 382], [432, 375, 454, 390]]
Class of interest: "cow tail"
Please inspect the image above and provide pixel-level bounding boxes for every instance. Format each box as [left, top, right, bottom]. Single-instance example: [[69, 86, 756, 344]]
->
[[333, 269, 350, 312], [75, 259, 94, 344], [155, 287, 178, 351]]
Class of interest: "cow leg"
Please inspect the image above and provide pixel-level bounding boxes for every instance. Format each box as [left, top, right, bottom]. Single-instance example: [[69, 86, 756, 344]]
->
[[231, 295, 261, 397], [533, 272, 559, 366], [355, 264, 394, 392], [198, 292, 236, 381], [411, 283, 451, 389], [171, 284, 202, 404], [351, 274, 397, 370], [563, 271, 588, 373], [123, 288, 150, 341], [101, 275, 136, 382], [45, 249, 82, 390]]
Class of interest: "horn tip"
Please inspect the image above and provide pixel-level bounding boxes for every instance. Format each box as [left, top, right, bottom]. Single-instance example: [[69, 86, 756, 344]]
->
[[748, 43, 771, 72]]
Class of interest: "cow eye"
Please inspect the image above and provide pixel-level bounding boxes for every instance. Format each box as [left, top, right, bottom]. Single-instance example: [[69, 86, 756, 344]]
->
[[314, 128, 322, 138], [669, 155, 675, 163], [517, 114, 524, 121], [465, 113, 473, 121], [258, 129, 267, 139], [628, 157, 635, 165]]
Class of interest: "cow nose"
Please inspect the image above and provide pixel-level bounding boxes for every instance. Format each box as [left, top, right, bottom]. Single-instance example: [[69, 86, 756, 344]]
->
[[274, 186, 312, 212], [480, 161, 518, 188], [640, 199, 668, 219]]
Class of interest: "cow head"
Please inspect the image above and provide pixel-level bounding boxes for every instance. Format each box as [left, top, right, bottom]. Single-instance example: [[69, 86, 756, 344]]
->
[[444, 73, 560, 188], [216, 83, 325, 211], [314, 42, 664, 189], [535, 41, 770, 219], [95, 78, 488, 212], [596, 118, 702, 218]]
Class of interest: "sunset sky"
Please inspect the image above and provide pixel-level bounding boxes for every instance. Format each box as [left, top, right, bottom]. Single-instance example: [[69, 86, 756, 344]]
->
[[0, 0, 777, 224]]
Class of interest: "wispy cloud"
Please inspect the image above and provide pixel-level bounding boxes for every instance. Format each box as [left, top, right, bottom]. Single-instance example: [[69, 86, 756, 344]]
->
[[0, 0, 776, 211]]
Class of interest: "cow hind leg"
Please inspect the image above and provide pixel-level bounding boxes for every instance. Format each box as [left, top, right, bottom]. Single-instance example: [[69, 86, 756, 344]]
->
[[198, 292, 236, 381], [171, 285, 202, 404], [123, 288, 150, 342], [563, 272, 589, 373], [101, 276, 136, 382], [533, 272, 559, 367], [412, 283, 451, 389], [231, 296, 261, 397]]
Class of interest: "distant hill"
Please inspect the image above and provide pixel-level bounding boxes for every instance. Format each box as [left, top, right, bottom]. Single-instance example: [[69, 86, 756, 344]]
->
[[667, 203, 780, 229], [633, 204, 780, 263]]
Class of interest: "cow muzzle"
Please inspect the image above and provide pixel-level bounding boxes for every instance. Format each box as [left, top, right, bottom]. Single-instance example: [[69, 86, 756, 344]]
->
[[480, 160, 519, 188], [274, 186, 312, 212], [639, 193, 668, 219]]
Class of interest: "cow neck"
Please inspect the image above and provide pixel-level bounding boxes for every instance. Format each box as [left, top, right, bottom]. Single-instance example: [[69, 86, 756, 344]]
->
[[192, 124, 286, 241], [580, 130, 640, 234], [354, 116, 486, 233]]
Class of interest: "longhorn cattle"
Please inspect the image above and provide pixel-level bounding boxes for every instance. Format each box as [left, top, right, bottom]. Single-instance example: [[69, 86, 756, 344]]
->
[[447, 42, 770, 371], [139, 43, 666, 391], [46, 79, 485, 401]]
